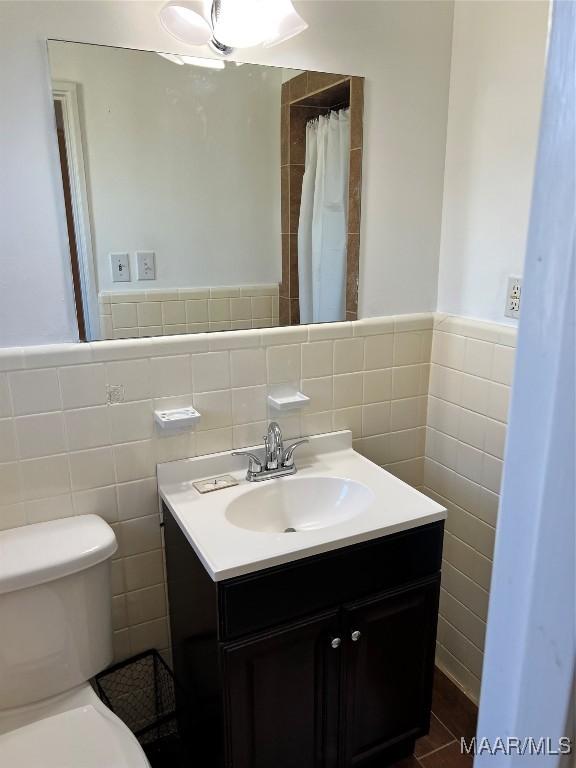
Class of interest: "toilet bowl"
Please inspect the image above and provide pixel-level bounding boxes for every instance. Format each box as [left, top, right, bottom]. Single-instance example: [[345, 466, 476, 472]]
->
[[0, 683, 151, 768], [0, 516, 152, 767]]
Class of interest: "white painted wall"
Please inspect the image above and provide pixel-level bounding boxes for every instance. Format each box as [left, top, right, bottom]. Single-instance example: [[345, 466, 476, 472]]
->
[[49, 42, 283, 293], [0, 0, 454, 346], [437, 0, 549, 325]]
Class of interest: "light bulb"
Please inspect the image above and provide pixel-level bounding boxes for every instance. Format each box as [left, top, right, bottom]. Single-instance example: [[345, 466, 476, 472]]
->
[[212, 0, 269, 49]]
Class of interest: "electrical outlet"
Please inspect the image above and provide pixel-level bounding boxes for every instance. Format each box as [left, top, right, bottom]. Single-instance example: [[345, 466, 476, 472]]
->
[[136, 251, 156, 280], [110, 253, 130, 282], [505, 275, 522, 319], [106, 384, 125, 404]]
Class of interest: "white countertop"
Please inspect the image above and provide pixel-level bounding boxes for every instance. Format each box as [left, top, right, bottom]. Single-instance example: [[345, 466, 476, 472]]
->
[[157, 431, 446, 581]]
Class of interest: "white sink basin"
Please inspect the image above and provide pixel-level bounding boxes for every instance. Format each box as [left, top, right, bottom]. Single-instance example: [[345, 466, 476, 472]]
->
[[157, 430, 446, 581], [225, 476, 374, 533]]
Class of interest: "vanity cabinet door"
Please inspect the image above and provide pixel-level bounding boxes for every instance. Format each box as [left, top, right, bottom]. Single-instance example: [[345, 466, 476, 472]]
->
[[340, 577, 440, 766], [221, 611, 341, 768]]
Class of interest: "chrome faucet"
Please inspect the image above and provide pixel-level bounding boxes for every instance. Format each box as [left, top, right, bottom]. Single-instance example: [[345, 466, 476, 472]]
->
[[264, 421, 284, 470], [233, 422, 308, 482]]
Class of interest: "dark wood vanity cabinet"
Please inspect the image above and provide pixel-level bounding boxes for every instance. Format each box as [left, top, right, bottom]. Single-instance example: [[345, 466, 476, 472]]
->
[[340, 580, 441, 766], [163, 503, 443, 768], [222, 610, 341, 768]]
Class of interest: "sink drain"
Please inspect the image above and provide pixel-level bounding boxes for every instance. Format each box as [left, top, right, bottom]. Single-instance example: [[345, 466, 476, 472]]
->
[[284, 527, 297, 533]]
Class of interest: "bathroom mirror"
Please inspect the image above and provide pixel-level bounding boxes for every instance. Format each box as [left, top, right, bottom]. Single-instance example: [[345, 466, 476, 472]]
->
[[47, 40, 364, 341]]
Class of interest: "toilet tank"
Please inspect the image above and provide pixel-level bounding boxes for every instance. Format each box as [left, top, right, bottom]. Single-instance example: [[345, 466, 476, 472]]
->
[[0, 515, 118, 710]]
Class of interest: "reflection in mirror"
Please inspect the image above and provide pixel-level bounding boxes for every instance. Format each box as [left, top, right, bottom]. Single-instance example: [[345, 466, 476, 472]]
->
[[47, 41, 364, 341]]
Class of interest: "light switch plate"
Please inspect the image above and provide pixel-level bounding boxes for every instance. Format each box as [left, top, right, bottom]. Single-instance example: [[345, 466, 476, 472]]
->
[[110, 253, 130, 282], [505, 275, 522, 319], [137, 251, 156, 280]]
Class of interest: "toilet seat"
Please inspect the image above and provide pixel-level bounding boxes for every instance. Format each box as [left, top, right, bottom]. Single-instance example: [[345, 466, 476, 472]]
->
[[0, 685, 150, 768]]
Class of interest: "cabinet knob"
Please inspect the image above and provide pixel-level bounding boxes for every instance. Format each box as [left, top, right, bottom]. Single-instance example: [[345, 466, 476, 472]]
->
[[330, 637, 342, 649], [351, 630, 362, 642]]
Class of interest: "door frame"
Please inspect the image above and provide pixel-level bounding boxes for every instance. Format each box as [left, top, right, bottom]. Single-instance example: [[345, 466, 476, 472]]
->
[[476, 0, 575, 755], [52, 80, 100, 340]]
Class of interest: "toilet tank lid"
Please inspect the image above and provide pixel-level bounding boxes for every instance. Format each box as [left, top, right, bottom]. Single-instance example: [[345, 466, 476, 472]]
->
[[0, 515, 118, 595]]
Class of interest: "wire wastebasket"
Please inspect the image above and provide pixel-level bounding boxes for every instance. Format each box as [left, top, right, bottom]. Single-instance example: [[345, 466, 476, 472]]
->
[[94, 649, 185, 763]]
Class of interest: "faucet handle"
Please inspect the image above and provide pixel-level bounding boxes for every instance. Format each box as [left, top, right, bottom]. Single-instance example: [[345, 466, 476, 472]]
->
[[232, 450, 263, 475], [282, 439, 309, 468]]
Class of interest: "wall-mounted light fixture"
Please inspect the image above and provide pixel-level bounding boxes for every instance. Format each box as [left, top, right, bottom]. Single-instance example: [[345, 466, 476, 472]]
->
[[159, 0, 308, 56]]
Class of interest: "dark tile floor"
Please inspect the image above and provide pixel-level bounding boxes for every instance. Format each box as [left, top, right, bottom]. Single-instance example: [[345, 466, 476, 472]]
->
[[395, 668, 478, 768]]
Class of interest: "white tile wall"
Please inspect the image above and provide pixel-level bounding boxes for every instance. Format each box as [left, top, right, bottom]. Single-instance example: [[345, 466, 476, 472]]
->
[[0, 311, 517, 701], [424, 313, 516, 703], [99, 285, 279, 339], [0, 313, 433, 664]]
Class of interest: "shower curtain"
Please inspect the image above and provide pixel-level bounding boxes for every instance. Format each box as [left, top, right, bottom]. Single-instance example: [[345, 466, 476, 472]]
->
[[298, 108, 350, 324]]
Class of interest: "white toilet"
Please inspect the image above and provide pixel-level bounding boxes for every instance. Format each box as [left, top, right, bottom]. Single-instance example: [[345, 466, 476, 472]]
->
[[0, 515, 152, 767]]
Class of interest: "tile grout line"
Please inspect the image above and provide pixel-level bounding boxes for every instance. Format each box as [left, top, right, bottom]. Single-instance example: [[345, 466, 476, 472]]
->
[[439, 558, 490, 597], [423, 476, 498, 531], [436, 641, 483, 690], [417, 738, 458, 760], [439, 612, 487, 655], [430, 708, 458, 742], [443, 529, 495, 566]]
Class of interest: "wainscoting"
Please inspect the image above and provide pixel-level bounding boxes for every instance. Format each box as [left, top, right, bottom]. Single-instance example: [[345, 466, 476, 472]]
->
[[99, 285, 279, 339], [424, 314, 516, 702], [0, 313, 432, 664], [0, 311, 516, 703]]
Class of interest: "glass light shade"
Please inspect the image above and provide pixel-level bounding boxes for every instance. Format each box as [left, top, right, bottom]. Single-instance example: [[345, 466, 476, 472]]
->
[[263, 0, 308, 46], [212, 0, 307, 49], [159, 2, 212, 45]]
